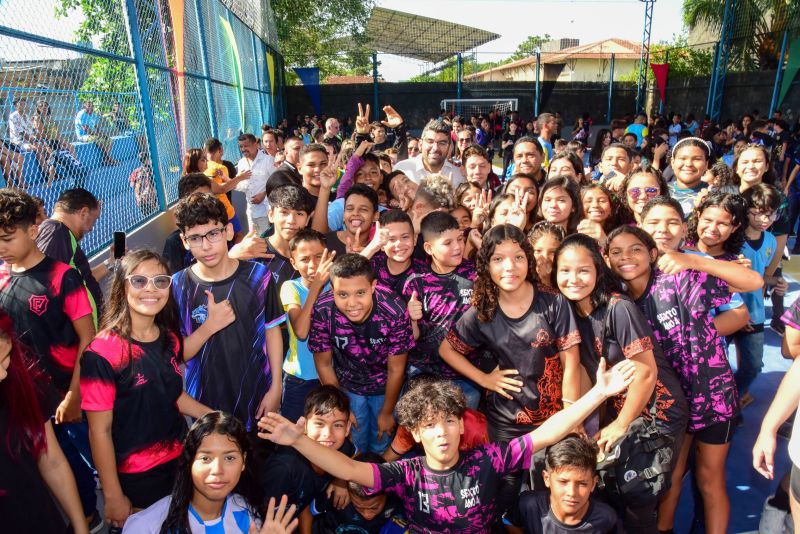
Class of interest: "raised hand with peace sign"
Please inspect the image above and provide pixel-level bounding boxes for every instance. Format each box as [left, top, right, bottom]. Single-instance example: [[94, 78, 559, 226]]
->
[[355, 103, 371, 135]]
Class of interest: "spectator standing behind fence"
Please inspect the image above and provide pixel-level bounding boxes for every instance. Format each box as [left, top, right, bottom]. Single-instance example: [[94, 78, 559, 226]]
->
[[236, 133, 275, 235], [8, 97, 57, 184], [74, 100, 118, 166]]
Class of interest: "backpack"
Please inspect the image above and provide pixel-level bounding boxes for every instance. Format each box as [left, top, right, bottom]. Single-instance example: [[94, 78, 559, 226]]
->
[[594, 300, 675, 508]]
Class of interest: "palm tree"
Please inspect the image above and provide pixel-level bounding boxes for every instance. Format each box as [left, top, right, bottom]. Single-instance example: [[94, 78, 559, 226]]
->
[[682, 0, 800, 70]]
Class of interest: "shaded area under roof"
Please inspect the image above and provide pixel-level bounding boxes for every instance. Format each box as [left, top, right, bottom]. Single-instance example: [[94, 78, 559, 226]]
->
[[365, 7, 499, 64]]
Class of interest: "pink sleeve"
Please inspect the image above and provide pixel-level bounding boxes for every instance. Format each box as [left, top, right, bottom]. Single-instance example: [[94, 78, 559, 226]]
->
[[64, 285, 93, 322], [335, 154, 365, 199]]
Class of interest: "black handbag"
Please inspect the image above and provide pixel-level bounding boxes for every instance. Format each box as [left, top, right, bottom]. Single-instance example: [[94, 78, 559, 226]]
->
[[594, 300, 675, 508]]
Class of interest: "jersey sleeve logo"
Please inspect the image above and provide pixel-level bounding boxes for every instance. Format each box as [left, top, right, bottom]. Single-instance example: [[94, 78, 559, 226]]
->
[[191, 304, 208, 324], [28, 294, 49, 316]]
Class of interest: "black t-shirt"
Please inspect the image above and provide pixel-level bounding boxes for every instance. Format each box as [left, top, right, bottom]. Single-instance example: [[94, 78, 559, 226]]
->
[[324, 231, 348, 258], [573, 297, 688, 433], [260, 240, 299, 290], [370, 252, 427, 296], [0, 394, 67, 533], [172, 260, 285, 431], [162, 229, 193, 275], [80, 330, 187, 473], [36, 218, 104, 322], [502, 132, 521, 157], [515, 491, 621, 534], [0, 256, 93, 396], [262, 440, 355, 516], [448, 285, 580, 434]]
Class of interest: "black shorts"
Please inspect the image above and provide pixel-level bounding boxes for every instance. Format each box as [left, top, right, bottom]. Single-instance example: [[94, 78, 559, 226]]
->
[[689, 419, 735, 445], [117, 457, 178, 509], [791, 464, 800, 502]]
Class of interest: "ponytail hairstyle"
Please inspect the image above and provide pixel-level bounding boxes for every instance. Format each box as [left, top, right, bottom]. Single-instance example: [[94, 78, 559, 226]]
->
[[159, 412, 262, 534], [0, 310, 47, 460], [686, 191, 747, 255], [473, 224, 537, 322]]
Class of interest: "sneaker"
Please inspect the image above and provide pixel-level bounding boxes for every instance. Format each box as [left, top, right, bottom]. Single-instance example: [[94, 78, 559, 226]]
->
[[760, 496, 789, 534], [88, 513, 106, 534], [772, 321, 787, 336], [741, 392, 755, 409]]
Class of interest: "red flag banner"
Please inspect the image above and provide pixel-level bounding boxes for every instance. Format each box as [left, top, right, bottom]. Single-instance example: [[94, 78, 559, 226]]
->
[[650, 63, 669, 101]]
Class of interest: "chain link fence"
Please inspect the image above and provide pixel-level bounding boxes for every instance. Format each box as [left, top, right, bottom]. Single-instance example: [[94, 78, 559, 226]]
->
[[0, 0, 284, 256]]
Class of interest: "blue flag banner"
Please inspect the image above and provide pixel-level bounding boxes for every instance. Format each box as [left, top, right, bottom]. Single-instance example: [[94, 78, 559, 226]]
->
[[294, 67, 321, 116]]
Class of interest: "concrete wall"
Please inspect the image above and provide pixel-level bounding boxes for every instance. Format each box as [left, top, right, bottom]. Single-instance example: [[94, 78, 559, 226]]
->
[[286, 81, 637, 129]]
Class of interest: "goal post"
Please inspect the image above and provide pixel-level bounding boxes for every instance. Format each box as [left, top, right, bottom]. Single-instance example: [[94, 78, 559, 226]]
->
[[440, 98, 518, 118]]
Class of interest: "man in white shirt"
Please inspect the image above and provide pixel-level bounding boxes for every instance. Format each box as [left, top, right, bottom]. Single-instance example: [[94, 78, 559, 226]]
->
[[8, 97, 57, 182], [236, 133, 275, 235], [393, 119, 461, 187]]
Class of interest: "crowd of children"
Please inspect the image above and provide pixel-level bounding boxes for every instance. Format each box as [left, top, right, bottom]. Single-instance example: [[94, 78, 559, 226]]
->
[[2, 104, 800, 534]]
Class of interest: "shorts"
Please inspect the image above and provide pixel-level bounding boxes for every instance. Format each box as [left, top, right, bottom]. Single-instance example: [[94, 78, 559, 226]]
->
[[791, 463, 800, 502], [688, 418, 735, 445], [230, 213, 242, 233]]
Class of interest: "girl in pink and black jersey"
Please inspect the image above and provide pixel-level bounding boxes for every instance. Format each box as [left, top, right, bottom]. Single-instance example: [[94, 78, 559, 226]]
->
[[81, 250, 211, 530], [605, 226, 762, 534]]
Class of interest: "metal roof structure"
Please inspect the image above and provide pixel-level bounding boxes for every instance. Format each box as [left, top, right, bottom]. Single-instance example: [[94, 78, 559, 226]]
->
[[365, 7, 500, 64]]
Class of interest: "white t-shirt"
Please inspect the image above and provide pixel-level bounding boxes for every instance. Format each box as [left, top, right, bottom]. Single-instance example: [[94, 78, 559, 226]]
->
[[237, 150, 276, 219], [122, 494, 258, 533], [392, 155, 463, 187]]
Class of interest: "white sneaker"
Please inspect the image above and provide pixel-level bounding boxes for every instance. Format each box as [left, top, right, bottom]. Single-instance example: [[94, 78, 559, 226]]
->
[[760, 496, 789, 534]]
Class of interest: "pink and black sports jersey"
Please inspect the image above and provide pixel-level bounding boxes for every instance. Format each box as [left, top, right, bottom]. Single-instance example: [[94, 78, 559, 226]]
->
[[369, 434, 533, 532], [634, 269, 736, 432], [574, 296, 688, 434], [80, 330, 186, 474], [447, 285, 580, 434], [781, 295, 800, 331], [309, 286, 414, 395], [0, 256, 92, 396], [370, 252, 427, 296], [401, 260, 476, 378]]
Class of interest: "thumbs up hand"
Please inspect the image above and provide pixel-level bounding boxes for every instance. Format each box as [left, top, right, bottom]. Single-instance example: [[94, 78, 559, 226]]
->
[[204, 289, 236, 333], [407, 290, 423, 321]]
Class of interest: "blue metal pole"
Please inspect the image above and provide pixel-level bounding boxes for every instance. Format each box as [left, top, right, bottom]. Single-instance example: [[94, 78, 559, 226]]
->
[[636, 0, 654, 113], [122, 0, 166, 210], [607, 53, 615, 123], [193, 0, 218, 138], [709, 0, 737, 122], [706, 41, 720, 116], [456, 52, 462, 117], [372, 52, 379, 120], [659, 49, 668, 115], [534, 50, 540, 117], [770, 30, 790, 117]]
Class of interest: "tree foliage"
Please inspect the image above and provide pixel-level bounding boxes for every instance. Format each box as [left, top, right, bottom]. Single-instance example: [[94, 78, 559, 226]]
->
[[271, 0, 377, 83], [510, 34, 553, 60], [619, 33, 714, 82], [682, 0, 800, 71]]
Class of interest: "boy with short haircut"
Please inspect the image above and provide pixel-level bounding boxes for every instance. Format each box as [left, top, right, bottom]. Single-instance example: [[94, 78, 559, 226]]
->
[[259, 362, 635, 533], [401, 211, 481, 408], [361, 209, 426, 295], [265, 184, 314, 289], [309, 253, 413, 454], [298, 143, 329, 204], [736, 183, 787, 400], [311, 452, 407, 534], [0, 188, 99, 525], [514, 435, 621, 533], [281, 228, 336, 423], [325, 185, 379, 257], [172, 192, 284, 432], [262, 385, 355, 527], [163, 173, 212, 274]]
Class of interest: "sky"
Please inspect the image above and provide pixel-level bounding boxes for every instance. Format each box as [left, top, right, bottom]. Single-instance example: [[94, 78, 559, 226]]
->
[[374, 0, 686, 81]]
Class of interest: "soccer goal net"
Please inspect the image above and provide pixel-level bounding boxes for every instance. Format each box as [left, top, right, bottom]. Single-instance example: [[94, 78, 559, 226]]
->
[[440, 98, 518, 118]]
